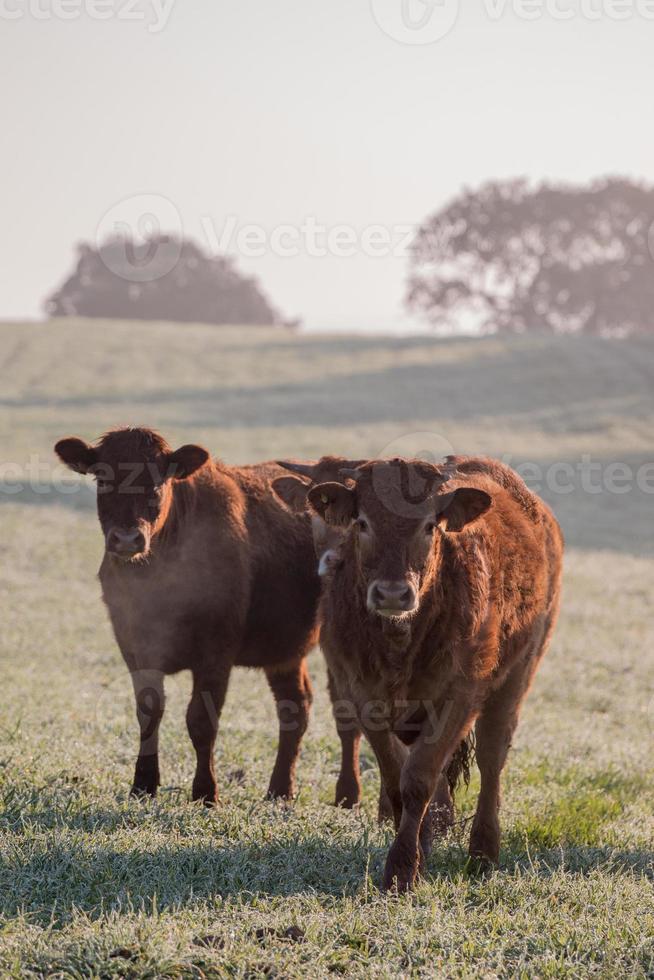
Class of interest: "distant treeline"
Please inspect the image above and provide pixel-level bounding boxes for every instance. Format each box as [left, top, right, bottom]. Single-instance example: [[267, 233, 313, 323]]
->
[[46, 236, 285, 328], [408, 177, 654, 337], [46, 177, 654, 334]]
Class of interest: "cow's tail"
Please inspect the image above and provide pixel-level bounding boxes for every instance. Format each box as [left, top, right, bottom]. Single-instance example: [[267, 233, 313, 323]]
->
[[445, 732, 475, 795]]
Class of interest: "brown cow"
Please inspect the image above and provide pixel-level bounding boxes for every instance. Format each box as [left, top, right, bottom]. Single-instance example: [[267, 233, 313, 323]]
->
[[307, 455, 563, 891], [273, 458, 470, 818], [54, 427, 356, 804], [273, 457, 365, 577], [273, 456, 365, 808]]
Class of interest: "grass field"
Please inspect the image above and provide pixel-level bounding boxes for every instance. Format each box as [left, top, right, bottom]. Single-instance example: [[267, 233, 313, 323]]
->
[[1, 319, 653, 978]]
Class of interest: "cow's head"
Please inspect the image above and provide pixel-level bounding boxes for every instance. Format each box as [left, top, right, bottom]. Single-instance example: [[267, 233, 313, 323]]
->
[[55, 427, 209, 561], [272, 474, 343, 575], [273, 457, 367, 576], [308, 458, 491, 618]]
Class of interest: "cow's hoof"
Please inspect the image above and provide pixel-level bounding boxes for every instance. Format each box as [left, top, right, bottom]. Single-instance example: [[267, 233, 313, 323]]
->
[[469, 818, 500, 869], [466, 853, 496, 877], [334, 783, 360, 809], [131, 759, 159, 798], [266, 784, 295, 801], [192, 779, 219, 806], [382, 841, 419, 893], [130, 783, 157, 799], [382, 864, 418, 894]]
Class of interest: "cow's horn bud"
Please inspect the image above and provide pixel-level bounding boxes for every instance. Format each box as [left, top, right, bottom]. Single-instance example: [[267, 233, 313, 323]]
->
[[276, 460, 317, 478]]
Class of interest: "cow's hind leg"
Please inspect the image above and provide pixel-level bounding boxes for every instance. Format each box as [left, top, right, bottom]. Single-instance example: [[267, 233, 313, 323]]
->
[[265, 659, 313, 800], [426, 773, 456, 844], [425, 735, 473, 844], [469, 652, 542, 866], [186, 666, 231, 805], [327, 669, 361, 808]]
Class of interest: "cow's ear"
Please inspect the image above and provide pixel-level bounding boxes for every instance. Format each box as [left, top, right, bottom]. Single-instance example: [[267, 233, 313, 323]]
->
[[54, 437, 98, 475], [272, 475, 310, 513], [308, 482, 356, 526], [165, 444, 210, 480], [435, 487, 492, 532]]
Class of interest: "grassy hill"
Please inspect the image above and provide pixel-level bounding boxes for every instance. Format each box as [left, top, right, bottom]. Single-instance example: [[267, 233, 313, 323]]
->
[[0, 319, 653, 977]]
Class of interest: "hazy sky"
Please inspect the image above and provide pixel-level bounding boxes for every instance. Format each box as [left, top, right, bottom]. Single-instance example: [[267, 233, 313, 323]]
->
[[2, 1, 653, 330]]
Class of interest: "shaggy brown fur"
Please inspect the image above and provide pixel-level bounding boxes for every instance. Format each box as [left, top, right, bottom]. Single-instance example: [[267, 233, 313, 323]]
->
[[55, 427, 349, 804], [309, 455, 563, 892]]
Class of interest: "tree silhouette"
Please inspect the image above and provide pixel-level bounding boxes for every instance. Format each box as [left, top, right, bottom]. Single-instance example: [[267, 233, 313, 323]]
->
[[407, 178, 654, 336], [46, 235, 283, 326]]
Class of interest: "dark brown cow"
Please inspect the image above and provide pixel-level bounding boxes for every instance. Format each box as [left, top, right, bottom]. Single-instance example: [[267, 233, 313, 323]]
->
[[54, 427, 356, 804], [307, 455, 563, 891]]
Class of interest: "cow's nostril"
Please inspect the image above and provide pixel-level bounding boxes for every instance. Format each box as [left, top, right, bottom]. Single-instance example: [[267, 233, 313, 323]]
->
[[371, 584, 383, 605], [107, 528, 146, 555], [370, 580, 416, 611]]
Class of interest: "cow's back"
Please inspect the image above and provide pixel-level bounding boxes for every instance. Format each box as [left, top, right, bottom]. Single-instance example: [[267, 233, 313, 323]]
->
[[444, 458, 563, 682]]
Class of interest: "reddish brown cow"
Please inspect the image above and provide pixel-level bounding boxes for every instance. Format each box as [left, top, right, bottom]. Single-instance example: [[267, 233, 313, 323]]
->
[[54, 427, 357, 804], [307, 455, 563, 891], [273, 459, 470, 817]]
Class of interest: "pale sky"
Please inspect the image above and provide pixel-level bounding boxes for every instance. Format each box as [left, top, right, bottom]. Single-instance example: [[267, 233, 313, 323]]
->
[[2, 0, 653, 330]]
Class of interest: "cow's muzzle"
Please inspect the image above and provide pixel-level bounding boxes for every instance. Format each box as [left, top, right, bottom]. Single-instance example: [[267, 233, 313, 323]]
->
[[367, 579, 418, 617], [106, 526, 148, 560]]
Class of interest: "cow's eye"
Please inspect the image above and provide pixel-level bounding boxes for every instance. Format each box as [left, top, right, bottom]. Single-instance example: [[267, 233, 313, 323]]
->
[[424, 522, 436, 535], [355, 518, 369, 533]]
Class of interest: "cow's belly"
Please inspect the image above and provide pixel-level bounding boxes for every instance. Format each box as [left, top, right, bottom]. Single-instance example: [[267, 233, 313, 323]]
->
[[234, 619, 319, 669]]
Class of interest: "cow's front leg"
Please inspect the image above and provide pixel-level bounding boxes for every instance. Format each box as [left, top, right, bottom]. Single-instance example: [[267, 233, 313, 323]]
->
[[265, 659, 313, 800], [327, 669, 362, 809], [383, 700, 477, 892], [130, 668, 165, 798], [186, 666, 232, 804]]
